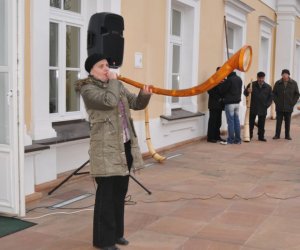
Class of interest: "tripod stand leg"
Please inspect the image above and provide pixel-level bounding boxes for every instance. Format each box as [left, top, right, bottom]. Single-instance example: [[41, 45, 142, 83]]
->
[[129, 174, 152, 195], [48, 160, 90, 195]]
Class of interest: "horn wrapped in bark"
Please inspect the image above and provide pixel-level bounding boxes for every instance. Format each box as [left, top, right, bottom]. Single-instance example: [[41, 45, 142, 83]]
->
[[118, 45, 252, 96], [118, 45, 252, 161], [144, 107, 166, 162], [243, 80, 253, 142]]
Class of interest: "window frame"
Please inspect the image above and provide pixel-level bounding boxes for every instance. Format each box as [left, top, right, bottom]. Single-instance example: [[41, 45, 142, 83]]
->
[[49, 3, 85, 122], [294, 40, 300, 90], [165, 0, 200, 116], [170, 7, 183, 108], [259, 16, 276, 85], [50, 0, 82, 14]]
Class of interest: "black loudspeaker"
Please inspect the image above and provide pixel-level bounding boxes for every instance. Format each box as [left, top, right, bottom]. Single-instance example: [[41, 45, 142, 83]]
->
[[87, 12, 124, 68]]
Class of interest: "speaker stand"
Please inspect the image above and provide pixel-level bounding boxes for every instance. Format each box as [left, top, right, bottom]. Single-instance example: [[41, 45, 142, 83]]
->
[[48, 160, 151, 195]]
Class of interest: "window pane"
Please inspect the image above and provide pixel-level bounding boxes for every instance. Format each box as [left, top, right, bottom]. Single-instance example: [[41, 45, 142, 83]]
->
[[172, 45, 180, 73], [0, 73, 9, 144], [172, 74, 179, 103], [66, 70, 80, 112], [64, 0, 81, 13], [172, 9, 181, 36], [260, 37, 269, 74], [50, 0, 61, 8], [49, 70, 59, 113], [227, 27, 234, 50], [50, 22, 58, 67], [0, 0, 8, 66], [66, 25, 80, 68]]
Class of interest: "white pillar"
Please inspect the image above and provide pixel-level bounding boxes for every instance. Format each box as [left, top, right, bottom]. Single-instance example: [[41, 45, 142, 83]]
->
[[30, 0, 56, 140], [274, 2, 297, 80]]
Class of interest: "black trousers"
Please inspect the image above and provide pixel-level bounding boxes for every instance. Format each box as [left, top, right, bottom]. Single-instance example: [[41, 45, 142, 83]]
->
[[275, 111, 292, 138], [93, 141, 133, 248], [249, 113, 266, 139], [207, 109, 223, 141]]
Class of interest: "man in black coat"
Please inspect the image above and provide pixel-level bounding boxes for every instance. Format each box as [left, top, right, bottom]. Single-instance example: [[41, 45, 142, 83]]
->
[[244, 71, 273, 141], [273, 69, 300, 140], [207, 67, 226, 143], [219, 71, 243, 144]]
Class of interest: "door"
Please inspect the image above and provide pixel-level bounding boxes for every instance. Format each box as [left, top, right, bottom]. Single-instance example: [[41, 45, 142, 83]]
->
[[0, 0, 25, 216]]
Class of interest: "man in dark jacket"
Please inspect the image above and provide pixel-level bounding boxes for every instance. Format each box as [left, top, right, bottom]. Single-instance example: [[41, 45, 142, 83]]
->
[[219, 71, 243, 144], [207, 67, 226, 143], [273, 69, 299, 140], [244, 72, 273, 141]]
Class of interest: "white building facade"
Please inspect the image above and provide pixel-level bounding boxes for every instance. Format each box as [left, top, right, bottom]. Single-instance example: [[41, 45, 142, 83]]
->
[[0, 0, 300, 216]]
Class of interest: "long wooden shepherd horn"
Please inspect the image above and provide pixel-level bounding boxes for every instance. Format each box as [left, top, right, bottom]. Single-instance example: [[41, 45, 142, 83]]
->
[[144, 107, 166, 162], [118, 45, 252, 96], [118, 45, 252, 162], [243, 79, 253, 142]]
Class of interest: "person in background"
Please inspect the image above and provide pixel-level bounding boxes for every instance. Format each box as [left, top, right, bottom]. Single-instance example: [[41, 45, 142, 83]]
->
[[243, 71, 273, 141], [272, 69, 299, 140], [207, 67, 226, 143], [75, 53, 152, 250], [219, 71, 243, 145]]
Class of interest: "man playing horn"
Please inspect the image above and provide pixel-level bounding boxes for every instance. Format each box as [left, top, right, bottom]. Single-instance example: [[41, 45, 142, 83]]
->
[[243, 72, 273, 141]]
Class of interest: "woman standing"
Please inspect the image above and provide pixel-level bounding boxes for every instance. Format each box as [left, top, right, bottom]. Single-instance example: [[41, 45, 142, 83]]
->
[[75, 53, 152, 250]]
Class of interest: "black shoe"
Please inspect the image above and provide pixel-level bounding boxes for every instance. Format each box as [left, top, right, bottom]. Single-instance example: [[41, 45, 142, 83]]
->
[[101, 246, 120, 250], [116, 237, 129, 246], [218, 138, 226, 142], [259, 138, 267, 142], [207, 139, 217, 143], [285, 136, 292, 140], [273, 136, 280, 139]]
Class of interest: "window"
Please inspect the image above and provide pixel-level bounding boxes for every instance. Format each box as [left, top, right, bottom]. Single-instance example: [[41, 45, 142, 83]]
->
[[49, 0, 82, 119], [166, 0, 199, 114], [224, 0, 254, 61], [259, 16, 275, 84], [50, 0, 81, 13], [225, 23, 243, 60], [0, 0, 9, 144], [295, 42, 300, 89], [49, 22, 59, 113], [172, 9, 181, 36], [226, 27, 234, 58], [66, 25, 80, 112], [170, 8, 182, 105], [0, 0, 8, 65], [0, 73, 9, 144], [259, 36, 269, 75]]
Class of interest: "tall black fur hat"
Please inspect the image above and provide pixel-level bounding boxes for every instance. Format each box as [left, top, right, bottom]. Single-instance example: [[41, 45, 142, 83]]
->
[[85, 53, 107, 73]]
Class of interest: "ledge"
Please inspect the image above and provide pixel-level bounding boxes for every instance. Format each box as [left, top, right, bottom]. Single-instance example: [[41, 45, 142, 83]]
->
[[33, 119, 90, 146], [25, 120, 90, 153], [25, 144, 50, 153], [160, 108, 205, 121]]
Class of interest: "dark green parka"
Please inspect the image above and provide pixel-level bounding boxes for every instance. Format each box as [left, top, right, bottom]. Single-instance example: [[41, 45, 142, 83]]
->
[[75, 76, 151, 177], [273, 78, 299, 112]]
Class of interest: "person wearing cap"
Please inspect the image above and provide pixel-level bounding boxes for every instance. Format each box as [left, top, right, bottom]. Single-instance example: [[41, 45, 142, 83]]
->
[[243, 71, 273, 141], [272, 69, 299, 140], [75, 53, 152, 250]]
